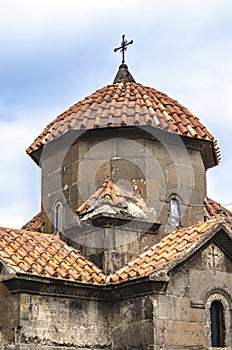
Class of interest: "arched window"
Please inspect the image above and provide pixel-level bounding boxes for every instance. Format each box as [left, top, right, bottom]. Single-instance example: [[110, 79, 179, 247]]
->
[[55, 202, 62, 232], [210, 300, 225, 347], [170, 198, 180, 227]]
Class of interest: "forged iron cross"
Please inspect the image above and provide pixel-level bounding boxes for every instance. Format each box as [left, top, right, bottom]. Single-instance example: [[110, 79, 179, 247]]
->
[[114, 34, 133, 64]]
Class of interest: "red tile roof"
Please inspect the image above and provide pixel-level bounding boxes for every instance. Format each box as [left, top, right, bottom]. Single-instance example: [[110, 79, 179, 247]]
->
[[26, 81, 220, 163], [204, 197, 232, 227], [1, 218, 231, 286], [106, 219, 228, 284], [21, 212, 44, 232], [0, 227, 105, 284]]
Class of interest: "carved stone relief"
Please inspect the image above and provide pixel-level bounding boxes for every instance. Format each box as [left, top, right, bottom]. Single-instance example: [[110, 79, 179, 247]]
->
[[202, 243, 225, 271]]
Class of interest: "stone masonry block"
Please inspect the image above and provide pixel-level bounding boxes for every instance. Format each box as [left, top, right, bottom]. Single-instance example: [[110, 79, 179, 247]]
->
[[77, 159, 109, 182], [85, 139, 115, 160], [95, 160, 111, 182], [78, 141, 88, 160], [111, 159, 145, 182], [115, 138, 145, 159], [164, 320, 206, 347]]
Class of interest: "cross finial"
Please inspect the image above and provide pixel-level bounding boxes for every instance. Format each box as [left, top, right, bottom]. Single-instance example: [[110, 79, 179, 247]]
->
[[114, 34, 133, 64]]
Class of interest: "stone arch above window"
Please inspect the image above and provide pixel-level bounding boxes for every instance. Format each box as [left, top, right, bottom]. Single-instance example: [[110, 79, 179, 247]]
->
[[210, 300, 225, 347], [204, 291, 231, 348], [169, 196, 180, 227], [54, 201, 63, 232]]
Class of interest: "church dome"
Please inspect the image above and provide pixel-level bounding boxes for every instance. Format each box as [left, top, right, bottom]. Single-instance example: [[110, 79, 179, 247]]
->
[[26, 64, 220, 165]]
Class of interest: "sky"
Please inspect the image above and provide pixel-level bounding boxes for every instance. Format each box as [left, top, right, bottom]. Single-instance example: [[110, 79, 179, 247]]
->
[[0, 0, 231, 228]]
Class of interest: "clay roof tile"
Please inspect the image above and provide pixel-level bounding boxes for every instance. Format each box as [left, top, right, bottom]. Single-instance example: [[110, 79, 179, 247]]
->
[[0, 227, 106, 285], [107, 218, 229, 284], [14, 197, 232, 286], [27, 81, 220, 165]]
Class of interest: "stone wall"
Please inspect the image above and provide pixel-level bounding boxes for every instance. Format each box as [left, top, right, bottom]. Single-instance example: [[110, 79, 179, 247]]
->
[[112, 295, 154, 350], [40, 127, 206, 270], [1, 238, 232, 349], [0, 284, 19, 349], [0, 287, 155, 350], [153, 270, 207, 350], [1, 291, 112, 350], [40, 128, 206, 234], [152, 242, 232, 349]]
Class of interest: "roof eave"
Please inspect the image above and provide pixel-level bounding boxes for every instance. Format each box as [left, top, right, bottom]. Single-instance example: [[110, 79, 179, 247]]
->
[[27, 124, 220, 169], [149, 220, 230, 280]]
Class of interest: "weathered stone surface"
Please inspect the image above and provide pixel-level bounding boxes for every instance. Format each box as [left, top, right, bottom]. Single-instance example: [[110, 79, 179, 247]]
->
[[27, 125, 230, 350], [41, 130, 206, 242], [1, 237, 232, 349], [18, 295, 112, 350], [0, 284, 17, 349], [112, 296, 154, 350], [164, 319, 206, 347]]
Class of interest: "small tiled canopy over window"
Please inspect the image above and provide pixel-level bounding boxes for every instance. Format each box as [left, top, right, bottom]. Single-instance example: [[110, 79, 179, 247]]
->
[[55, 202, 62, 232], [170, 198, 180, 227], [210, 300, 225, 347]]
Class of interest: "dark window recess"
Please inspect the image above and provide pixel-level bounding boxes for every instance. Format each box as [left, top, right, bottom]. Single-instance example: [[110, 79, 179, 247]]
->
[[210, 300, 225, 347]]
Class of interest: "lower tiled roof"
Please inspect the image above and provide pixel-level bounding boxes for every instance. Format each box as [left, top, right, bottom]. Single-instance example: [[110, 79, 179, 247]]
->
[[1, 217, 231, 286], [106, 219, 226, 284], [0, 228, 105, 284]]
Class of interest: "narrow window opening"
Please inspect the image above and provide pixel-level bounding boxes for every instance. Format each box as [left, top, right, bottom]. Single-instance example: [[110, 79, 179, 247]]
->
[[170, 198, 180, 227], [55, 202, 62, 232], [210, 300, 225, 347]]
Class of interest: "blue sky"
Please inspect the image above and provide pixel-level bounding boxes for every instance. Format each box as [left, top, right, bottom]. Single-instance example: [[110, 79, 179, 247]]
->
[[0, 0, 231, 228]]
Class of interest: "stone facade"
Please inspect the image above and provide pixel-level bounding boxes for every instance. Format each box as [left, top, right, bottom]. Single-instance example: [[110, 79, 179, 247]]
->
[[1, 62, 230, 350], [154, 241, 232, 350], [40, 127, 206, 271], [1, 233, 232, 349], [41, 128, 206, 233]]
